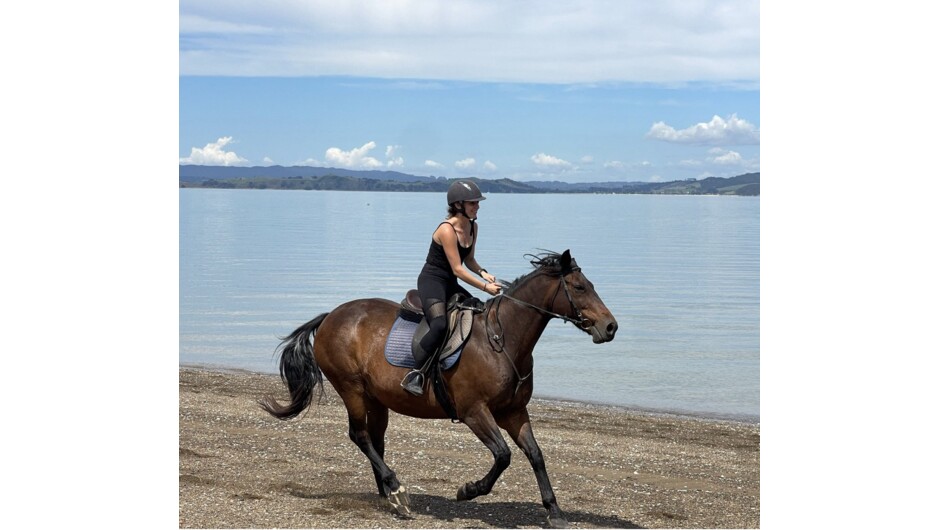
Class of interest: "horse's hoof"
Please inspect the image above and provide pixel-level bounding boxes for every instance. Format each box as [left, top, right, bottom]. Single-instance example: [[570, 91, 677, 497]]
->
[[388, 486, 412, 517], [456, 484, 470, 501], [547, 515, 569, 529]]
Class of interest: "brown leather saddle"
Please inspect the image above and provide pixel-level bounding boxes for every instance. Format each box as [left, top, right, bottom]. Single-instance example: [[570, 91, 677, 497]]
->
[[398, 290, 476, 363], [398, 290, 482, 422]]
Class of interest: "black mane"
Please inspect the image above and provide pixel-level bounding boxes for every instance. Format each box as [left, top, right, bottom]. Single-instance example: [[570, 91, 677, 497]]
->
[[500, 251, 575, 296]]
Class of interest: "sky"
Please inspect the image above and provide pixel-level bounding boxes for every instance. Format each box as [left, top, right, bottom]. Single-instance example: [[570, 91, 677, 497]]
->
[[179, 0, 759, 183]]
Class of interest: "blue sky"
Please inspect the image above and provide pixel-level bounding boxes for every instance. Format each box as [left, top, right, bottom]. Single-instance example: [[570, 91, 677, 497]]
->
[[180, 0, 759, 183]]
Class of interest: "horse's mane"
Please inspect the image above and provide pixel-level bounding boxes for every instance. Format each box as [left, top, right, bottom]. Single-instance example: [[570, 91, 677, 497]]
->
[[499, 251, 572, 297]]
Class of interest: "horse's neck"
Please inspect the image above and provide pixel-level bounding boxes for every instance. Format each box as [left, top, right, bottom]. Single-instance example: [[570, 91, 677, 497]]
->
[[494, 275, 556, 357]]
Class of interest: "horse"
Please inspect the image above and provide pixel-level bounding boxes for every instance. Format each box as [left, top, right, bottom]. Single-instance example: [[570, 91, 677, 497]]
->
[[260, 250, 618, 528]]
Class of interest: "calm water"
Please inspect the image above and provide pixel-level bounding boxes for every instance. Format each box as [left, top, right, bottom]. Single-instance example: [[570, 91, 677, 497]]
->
[[180, 189, 759, 420]]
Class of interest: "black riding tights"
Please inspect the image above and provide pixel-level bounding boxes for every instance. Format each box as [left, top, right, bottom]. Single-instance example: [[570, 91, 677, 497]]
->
[[416, 273, 470, 365]]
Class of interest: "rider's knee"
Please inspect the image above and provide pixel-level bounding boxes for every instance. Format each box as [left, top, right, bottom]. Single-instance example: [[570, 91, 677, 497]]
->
[[427, 314, 447, 337]]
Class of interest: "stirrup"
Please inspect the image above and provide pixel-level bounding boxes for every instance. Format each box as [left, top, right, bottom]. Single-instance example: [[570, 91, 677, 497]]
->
[[400, 370, 425, 396]]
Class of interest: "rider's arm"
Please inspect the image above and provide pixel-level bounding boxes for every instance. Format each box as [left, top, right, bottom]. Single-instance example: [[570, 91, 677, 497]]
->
[[463, 225, 497, 285], [437, 225, 499, 295]]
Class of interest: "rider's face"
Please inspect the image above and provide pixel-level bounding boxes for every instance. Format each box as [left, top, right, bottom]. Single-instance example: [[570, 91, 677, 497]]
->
[[463, 201, 480, 219]]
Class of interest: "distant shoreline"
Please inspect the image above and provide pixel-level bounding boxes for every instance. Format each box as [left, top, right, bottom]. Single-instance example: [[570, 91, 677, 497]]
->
[[178, 168, 760, 196]]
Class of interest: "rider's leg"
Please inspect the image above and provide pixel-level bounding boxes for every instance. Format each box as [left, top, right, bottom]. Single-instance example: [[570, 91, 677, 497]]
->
[[402, 275, 449, 395], [417, 300, 446, 363], [402, 300, 446, 396]]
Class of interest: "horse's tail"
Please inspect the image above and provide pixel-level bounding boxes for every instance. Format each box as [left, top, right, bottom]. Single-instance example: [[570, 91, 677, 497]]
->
[[259, 313, 329, 420]]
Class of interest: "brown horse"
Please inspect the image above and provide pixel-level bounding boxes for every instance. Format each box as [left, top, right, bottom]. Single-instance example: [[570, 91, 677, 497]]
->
[[260, 250, 617, 528]]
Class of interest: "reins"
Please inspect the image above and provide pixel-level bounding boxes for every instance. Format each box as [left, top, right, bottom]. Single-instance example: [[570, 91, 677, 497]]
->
[[496, 273, 588, 327]]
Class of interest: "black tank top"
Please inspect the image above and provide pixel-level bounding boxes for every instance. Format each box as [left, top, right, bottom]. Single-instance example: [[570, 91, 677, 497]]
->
[[424, 222, 474, 274]]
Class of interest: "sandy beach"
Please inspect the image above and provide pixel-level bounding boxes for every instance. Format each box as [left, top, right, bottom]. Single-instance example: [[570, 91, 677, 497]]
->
[[179, 367, 759, 528]]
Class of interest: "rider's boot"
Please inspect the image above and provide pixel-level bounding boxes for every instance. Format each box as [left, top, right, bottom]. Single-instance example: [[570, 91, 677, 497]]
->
[[401, 341, 433, 396]]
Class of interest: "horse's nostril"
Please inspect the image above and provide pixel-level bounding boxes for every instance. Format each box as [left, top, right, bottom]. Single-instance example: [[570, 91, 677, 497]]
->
[[607, 322, 618, 335]]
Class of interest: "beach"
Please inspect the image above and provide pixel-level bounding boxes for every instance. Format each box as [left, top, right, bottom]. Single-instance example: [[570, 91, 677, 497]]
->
[[179, 367, 759, 528]]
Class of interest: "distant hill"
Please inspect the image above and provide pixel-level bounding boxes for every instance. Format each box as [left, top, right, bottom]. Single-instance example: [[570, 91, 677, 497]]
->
[[179, 165, 759, 196], [526, 180, 645, 191]]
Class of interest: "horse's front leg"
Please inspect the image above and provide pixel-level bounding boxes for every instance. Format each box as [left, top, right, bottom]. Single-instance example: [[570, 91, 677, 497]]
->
[[500, 408, 568, 529], [457, 405, 512, 501]]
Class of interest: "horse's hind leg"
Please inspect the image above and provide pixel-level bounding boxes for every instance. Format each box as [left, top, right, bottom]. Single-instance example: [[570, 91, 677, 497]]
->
[[367, 404, 390, 496], [341, 392, 411, 516]]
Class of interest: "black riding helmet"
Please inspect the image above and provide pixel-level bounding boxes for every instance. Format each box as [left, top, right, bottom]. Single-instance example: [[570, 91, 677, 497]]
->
[[447, 180, 486, 205]]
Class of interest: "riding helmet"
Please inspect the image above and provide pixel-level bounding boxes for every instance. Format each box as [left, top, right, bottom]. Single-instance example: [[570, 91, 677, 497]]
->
[[447, 180, 486, 205]]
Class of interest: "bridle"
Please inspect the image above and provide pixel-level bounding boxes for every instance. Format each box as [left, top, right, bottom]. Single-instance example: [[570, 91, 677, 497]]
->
[[483, 268, 593, 394], [492, 267, 591, 327]]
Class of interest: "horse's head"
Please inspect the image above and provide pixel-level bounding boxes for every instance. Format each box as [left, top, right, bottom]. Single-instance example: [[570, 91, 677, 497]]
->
[[516, 250, 618, 343], [554, 250, 618, 343]]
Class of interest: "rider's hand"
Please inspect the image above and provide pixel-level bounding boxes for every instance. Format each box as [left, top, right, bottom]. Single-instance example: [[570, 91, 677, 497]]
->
[[482, 271, 497, 284], [484, 281, 501, 295]]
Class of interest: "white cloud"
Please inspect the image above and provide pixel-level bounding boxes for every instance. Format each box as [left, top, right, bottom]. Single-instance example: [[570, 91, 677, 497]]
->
[[581, 155, 594, 164], [325, 141, 383, 169], [531, 153, 574, 170], [708, 148, 743, 165], [604, 161, 625, 170], [261, 157, 276, 166], [455, 158, 476, 170], [425, 160, 446, 170], [385, 145, 405, 168], [179, 14, 272, 35], [706, 148, 759, 172], [482, 160, 498, 172], [179, 1, 759, 84], [646, 114, 760, 146], [179, 136, 249, 166], [669, 148, 758, 174]]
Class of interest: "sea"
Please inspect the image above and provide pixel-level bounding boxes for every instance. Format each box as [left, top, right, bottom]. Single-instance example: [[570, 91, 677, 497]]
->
[[180, 188, 759, 421]]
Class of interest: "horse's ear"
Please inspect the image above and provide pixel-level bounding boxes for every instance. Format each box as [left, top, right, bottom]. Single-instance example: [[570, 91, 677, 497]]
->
[[560, 249, 572, 271]]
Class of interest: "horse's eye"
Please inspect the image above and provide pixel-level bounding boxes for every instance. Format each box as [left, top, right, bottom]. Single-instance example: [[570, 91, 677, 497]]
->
[[574, 284, 586, 292]]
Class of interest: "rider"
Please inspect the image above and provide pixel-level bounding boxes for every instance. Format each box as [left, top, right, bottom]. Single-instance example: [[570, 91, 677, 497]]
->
[[401, 180, 502, 395]]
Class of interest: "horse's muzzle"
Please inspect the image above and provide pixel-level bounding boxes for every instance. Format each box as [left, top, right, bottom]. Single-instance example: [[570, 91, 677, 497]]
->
[[587, 318, 618, 343]]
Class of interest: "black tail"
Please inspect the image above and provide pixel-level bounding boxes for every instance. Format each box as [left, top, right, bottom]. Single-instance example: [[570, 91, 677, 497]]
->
[[259, 313, 329, 420]]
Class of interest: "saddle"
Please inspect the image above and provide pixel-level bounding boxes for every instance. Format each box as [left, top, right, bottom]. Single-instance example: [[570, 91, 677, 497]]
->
[[398, 290, 479, 362], [394, 290, 483, 422]]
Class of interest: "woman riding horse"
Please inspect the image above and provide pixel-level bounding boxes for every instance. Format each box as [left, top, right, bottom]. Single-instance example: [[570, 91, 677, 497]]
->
[[260, 245, 618, 527], [401, 180, 502, 395]]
